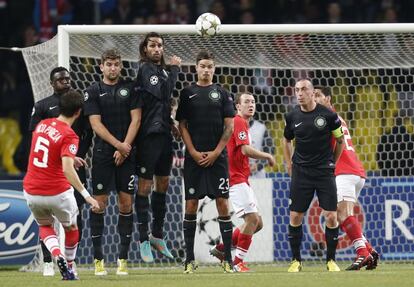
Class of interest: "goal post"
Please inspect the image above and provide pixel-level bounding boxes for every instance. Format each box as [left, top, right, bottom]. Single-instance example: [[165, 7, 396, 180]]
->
[[20, 24, 414, 269]]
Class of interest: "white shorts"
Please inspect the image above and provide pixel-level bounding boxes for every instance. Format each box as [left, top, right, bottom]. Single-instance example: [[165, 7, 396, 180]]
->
[[229, 182, 259, 218], [23, 188, 79, 227], [336, 174, 365, 203]]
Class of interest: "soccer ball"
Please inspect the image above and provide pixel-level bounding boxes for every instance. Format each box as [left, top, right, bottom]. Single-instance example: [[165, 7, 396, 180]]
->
[[195, 13, 221, 38]]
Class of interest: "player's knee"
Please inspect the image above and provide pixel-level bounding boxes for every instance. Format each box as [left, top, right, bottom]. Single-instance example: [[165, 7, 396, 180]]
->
[[216, 198, 229, 216], [324, 211, 338, 227], [63, 224, 78, 232], [138, 180, 152, 196], [289, 212, 304, 225], [245, 213, 259, 227], [336, 208, 347, 224], [185, 200, 198, 214], [155, 177, 169, 192], [118, 192, 133, 213], [118, 202, 132, 214]]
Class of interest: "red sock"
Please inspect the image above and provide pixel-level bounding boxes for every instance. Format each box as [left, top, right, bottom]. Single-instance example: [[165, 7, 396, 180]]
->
[[65, 229, 79, 247], [64, 229, 79, 262], [234, 233, 252, 265], [39, 226, 61, 257], [216, 227, 240, 252], [341, 216, 369, 256], [365, 240, 373, 253], [232, 227, 240, 247]]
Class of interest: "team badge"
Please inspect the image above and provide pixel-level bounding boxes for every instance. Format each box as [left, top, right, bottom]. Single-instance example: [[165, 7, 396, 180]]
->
[[84, 91, 89, 101], [140, 167, 146, 174], [118, 88, 129, 98], [69, 144, 77, 155], [150, 75, 159, 85], [209, 90, 220, 101], [97, 183, 103, 190], [238, 131, 247, 140], [314, 116, 327, 129], [189, 188, 195, 195]]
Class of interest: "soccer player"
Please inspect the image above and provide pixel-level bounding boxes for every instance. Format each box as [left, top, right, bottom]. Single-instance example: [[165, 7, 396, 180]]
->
[[84, 49, 140, 275], [23, 90, 99, 280], [314, 87, 379, 270], [283, 79, 345, 272], [210, 92, 275, 272], [28, 66, 92, 276], [134, 32, 181, 262], [176, 50, 235, 273]]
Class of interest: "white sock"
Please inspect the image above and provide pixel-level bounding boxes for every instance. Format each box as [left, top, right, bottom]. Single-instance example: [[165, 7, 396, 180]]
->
[[43, 235, 61, 256]]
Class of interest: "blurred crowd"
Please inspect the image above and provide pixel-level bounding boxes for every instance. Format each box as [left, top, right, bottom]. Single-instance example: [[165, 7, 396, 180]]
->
[[0, 0, 413, 178]]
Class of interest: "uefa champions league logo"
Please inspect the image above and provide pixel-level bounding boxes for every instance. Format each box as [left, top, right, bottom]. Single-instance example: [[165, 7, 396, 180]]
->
[[150, 75, 159, 85]]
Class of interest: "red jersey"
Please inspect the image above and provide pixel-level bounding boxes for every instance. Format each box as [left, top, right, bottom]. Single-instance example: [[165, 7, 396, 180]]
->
[[24, 118, 79, 196], [335, 115, 366, 178], [227, 115, 251, 186]]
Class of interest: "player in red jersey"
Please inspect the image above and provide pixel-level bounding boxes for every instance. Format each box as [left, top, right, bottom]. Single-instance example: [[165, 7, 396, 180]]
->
[[210, 92, 275, 272], [314, 87, 379, 271], [23, 90, 99, 280]]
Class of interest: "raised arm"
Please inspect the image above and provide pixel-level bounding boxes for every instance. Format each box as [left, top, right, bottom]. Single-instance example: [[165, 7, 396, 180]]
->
[[165, 56, 181, 96]]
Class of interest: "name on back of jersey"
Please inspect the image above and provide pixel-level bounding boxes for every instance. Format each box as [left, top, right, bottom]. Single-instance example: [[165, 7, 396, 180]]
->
[[36, 122, 62, 143]]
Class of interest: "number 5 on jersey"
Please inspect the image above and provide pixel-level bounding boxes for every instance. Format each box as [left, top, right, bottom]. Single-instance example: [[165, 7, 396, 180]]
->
[[33, 136, 50, 168]]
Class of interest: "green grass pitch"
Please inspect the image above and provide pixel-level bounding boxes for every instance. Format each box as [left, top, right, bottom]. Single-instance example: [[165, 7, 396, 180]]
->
[[1, 263, 412, 287]]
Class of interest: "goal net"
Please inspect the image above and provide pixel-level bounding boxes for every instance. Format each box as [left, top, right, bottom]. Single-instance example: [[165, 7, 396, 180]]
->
[[20, 24, 414, 269]]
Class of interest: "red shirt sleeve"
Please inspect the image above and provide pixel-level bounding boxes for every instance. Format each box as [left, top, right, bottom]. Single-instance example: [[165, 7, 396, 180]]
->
[[233, 116, 250, 147], [61, 130, 79, 159]]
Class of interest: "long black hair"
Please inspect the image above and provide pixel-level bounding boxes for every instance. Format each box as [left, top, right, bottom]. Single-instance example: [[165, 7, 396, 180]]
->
[[139, 32, 166, 68]]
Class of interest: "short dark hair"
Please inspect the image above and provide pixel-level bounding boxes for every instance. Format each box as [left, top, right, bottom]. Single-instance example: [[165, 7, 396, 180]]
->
[[59, 90, 84, 117], [296, 78, 314, 88], [101, 48, 121, 64], [50, 67, 69, 81], [314, 86, 331, 97], [235, 92, 254, 104], [196, 50, 215, 64], [139, 32, 166, 67]]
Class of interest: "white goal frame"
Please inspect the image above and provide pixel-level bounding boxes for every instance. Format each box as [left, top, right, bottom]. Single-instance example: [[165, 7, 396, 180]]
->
[[57, 23, 414, 68]]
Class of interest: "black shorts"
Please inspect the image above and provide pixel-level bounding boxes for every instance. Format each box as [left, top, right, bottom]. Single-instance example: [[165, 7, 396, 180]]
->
[[183, 153, 230, 200], [289, 164, 337, 212], [136, 133, 173, 180], [91, 149, 136, 195]]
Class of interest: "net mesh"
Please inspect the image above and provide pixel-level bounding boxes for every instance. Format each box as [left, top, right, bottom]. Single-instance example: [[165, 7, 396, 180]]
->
[[20, 27, 414, 269]]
